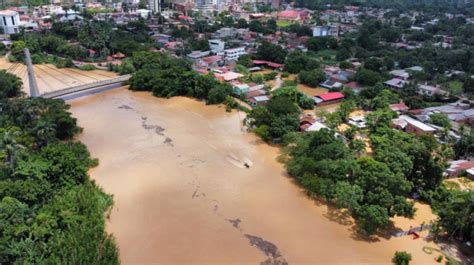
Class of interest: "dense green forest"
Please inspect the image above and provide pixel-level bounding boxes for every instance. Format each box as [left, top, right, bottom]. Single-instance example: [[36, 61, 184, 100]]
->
[[0, 72, 119, 264]]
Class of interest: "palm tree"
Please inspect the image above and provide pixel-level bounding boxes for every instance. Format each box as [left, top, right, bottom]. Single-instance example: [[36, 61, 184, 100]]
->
[[33, 121, 56, 148], [0, 129, 25, 167]]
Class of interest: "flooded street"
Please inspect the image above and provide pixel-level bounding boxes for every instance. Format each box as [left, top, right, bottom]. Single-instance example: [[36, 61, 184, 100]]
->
[[70, 87, 439, 265]]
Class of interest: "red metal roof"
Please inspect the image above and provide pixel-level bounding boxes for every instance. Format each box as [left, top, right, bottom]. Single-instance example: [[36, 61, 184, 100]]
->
[[178, 15, 192, 20], [202, 55, 222, 64], [278, 10, 301, 19], [317, 92, 345, 101], [252, 60, 283, 68]]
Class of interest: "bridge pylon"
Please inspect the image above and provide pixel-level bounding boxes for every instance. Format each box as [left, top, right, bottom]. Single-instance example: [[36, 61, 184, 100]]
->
[[24, 48, 40, 97]]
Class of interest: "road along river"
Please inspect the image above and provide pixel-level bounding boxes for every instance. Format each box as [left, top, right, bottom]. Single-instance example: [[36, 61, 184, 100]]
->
[[70, 87, 440, 265]]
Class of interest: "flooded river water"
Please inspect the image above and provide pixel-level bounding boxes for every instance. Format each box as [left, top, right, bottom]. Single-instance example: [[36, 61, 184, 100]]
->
[[70, 87, 440, 265]]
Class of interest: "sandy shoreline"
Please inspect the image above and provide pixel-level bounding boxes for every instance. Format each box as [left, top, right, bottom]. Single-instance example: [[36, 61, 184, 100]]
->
[[70, 87, 445, 265]]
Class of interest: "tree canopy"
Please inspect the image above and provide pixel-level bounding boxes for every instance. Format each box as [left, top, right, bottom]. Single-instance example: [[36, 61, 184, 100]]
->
[[0, 97, 118, 264]]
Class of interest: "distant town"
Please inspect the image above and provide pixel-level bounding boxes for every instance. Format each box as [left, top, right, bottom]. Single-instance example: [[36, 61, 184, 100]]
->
[[0, 0, 473, 264]]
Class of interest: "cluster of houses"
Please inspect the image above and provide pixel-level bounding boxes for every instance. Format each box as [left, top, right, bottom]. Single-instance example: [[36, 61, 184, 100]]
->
[[384, 66, 449, 97], [1, 1, 473, 180], [320, 66, 357, 90], [0, 2, 156, 35], [390, 101, 474, 179]]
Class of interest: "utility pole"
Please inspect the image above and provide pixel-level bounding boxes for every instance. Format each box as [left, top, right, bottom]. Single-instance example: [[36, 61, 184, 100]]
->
[[24, 48, 40, 97]]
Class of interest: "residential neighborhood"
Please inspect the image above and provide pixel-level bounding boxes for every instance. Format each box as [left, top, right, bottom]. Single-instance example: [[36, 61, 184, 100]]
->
[[0, 0, 473, 264]]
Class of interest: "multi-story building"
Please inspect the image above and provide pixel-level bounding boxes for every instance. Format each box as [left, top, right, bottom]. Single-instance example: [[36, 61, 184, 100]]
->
[[224, 46, 245, 61], [0, 10, 20, 34], [196, 0, 213, 13], [37, 5, 65, 16], [312, 25, 339, 37], [148, 0, 161, 13], [209, 39, 225, 53]]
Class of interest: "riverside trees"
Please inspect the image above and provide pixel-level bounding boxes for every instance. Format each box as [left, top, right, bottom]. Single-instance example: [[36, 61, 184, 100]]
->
[[244, 80, 462, 235], [129, 52, 232, 104], [0, 70, 23, 98], [283, 129, 415, 235], [0, 89, 118, 263]]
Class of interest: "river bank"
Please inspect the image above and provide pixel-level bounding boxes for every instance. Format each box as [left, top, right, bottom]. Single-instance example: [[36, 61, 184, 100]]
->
[[70, 87, 445, 264]]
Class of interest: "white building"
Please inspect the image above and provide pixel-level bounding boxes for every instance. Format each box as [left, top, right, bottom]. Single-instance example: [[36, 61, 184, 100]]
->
[[136, 9, 151, 19], [0, 10, 20, 34], [196, 0, 214, 14], [417, 84, 446, 97], [187, 50, 211, 60], [384, 78, 408, 92], [148, 0, 161, 13], [208, 39, 225, 53], [224, 47, 245, 61], [38, 5, 64, 16], [312, 25, 338, 37]]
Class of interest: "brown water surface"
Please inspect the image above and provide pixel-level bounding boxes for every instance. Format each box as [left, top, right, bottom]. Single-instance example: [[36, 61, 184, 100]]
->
[[70, 88, 440, 265]]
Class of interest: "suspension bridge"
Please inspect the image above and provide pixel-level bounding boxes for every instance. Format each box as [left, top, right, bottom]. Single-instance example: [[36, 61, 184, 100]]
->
[[22, 48, 131, 100]]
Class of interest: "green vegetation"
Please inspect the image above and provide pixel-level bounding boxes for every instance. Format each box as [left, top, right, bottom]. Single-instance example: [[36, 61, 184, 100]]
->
[[284, 50, 320, 74], [9, 19, 153, 64], [428, 187, 473, 241], [429, 113, 452, 129], [446, 80, 463, 96], [299, 69, 326, 87], [246, 96, 300, 141], [256, 41, 288, 64], [0, 70, 23, 99], [0, 92, 118, 263], [79, 64, 97, 71], [244, 81, 462, 235], [129, 52, 232, 104], [393, 251, 412, 265], [276, 20, 293, 28], [283, 129, 417, 235]]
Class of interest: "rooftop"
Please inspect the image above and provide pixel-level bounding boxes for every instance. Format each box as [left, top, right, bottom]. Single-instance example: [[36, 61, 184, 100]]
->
[[384, 78, 408, 88], [395, 115, 437, 132], [220, 71, 244, 81], [0, 10, 18, 16], [317, 92, 345, 101], [279, 10, 302, 18]]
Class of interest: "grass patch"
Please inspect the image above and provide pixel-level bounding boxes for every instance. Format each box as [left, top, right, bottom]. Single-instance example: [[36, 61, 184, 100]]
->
[[444, 181, 461, 190], [277, 20, 293, 27], [317, 49, 337, 58], [446, 80, 463, 96], [79, 64, 97, 71]]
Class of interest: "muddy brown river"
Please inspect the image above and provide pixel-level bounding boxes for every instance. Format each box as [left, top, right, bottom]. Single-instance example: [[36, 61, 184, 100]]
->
[[70, 87, 440, 265]]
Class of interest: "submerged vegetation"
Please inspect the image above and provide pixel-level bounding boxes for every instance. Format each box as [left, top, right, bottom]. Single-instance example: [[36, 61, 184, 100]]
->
[[0, 74, 118, 263]]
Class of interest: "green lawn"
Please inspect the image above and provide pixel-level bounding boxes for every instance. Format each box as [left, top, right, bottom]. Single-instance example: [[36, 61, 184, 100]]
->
[[277, 20, 293, 27], [447, 80, 464, 96]]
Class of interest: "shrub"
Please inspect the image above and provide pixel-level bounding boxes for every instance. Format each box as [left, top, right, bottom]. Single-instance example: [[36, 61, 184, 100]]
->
[[254, 125, 271, 141], [8, 55, 18, 62], [393, 251, 412, 265], [79, 64, 97, 71]]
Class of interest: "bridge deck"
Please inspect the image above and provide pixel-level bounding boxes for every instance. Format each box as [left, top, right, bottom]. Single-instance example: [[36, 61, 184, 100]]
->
[[41, 74, 131, 99]]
